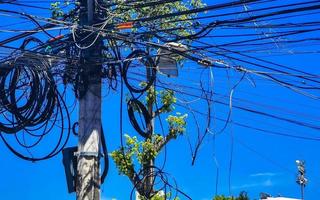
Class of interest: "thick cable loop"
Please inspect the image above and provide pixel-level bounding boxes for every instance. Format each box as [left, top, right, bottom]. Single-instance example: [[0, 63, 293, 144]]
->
[[127, 98, 152, 138], [122, 50, 156, 93]]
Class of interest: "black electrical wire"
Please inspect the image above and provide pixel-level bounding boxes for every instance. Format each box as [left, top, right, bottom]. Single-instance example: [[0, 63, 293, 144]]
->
[[127, 98, 152, 138], [131, 0, 262, 23], [100, 125, 109, 184], [153, 0, 320, 26], [5, 2, 52, 10], [130, 165, 192, 200], [0, 53, 71, 161], [72, 122, 78, 136], [122, 49, 156, 93]]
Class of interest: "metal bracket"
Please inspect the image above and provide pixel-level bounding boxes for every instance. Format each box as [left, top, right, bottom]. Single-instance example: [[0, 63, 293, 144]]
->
[[198, 58, 213, 67], [74, 151, 100, 157]]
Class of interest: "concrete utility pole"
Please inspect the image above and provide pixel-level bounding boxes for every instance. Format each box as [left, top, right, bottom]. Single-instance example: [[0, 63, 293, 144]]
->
[[77, 0, 102, 200]]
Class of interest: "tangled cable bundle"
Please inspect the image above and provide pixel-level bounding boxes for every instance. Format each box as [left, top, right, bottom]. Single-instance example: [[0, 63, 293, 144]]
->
[[0, 54, 70, 161], [130, 166, 192, 200], [122, 49, 156, 139], [0, 1, 319, 199]]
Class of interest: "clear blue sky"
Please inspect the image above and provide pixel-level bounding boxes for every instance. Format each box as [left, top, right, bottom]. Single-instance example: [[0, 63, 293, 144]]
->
[[0, 1, 320, 200]]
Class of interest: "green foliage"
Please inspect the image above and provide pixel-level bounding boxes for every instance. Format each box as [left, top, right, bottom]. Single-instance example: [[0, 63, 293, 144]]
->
[[50, 2, 64, 19], [144, 84, 158, 105], [138, 191, 180, 200], [110, 134, 163, 176], [139, 83, 176, 114], [213, 191, 249, 200], [213, 195, 233, 200], [110, 134, 137, 177], [166, 113, 187, 138], [50, 1, 71, 19], [104, 0, 205, 42], [110, 86, 187, 196], [139, 136, 159, 164], [159, 90, 176, 113], [53, 0, 205, 31], [111, 110, 188, 173]]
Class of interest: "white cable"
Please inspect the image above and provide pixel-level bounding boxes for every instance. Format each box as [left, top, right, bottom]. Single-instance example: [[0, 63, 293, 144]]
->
[[72, 14, 115, 50]]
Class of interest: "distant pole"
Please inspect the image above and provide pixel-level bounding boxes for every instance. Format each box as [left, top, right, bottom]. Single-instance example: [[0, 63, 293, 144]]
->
[[296, 160, 307, 200], [301, 185, 304, 200], [76, 0, 102, 200]]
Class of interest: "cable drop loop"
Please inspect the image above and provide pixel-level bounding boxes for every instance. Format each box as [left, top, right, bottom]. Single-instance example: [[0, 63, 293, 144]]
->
[[72, 122, 79, 136], [127, 98, 152, 139], [122, 50, 156, 94]]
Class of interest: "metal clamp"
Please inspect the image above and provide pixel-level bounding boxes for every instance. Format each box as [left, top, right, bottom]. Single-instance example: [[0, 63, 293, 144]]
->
[[74, 151, 100, 157]]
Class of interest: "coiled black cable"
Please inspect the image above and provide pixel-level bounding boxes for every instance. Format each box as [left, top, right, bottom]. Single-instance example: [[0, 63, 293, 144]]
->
[[0, 54, 71, 161], [122, 50, 156, 93], [127, 98, 152, 138]]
